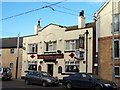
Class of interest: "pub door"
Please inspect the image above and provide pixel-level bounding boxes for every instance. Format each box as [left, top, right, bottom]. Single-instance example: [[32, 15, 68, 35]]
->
[[47, 64, 53, 76]]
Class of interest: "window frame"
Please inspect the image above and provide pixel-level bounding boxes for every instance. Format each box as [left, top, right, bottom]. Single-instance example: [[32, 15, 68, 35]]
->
[[65, 61, 79, 72], [65, 39, 79, 51], [28, 43, 38, 54], [10, 48, 15, 54], [45, 41, 57, 52], [114, 66, 120, 77], [114, 14, 119, 33], [114, 39, 120, 58]]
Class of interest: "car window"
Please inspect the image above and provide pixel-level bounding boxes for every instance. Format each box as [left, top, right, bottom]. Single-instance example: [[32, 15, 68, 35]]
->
[[81, 74, 90, 79], [28, 71, 34, 75], [41, 72, 51, 77]]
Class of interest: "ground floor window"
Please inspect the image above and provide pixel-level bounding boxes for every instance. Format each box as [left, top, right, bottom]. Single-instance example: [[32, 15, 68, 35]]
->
[[65, 61, 79, 72], [28, 64, 37, 71], [115, 66, 120, 77]]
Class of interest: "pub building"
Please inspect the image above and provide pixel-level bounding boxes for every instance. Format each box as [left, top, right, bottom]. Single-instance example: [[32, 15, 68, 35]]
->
[[21, 11, 96, 79]]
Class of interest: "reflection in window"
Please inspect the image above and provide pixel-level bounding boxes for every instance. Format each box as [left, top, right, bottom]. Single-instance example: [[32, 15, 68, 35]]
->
[[65, 61, 79, 72]]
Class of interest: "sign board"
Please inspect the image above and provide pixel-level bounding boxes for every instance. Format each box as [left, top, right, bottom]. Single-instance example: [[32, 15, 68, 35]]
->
[[37, 54, 64, 59], [74, 50, 84, 60]]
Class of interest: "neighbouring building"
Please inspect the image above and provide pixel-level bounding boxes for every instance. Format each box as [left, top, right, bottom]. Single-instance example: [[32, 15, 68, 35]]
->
[[21, 11, 96, 79], [0, 37, 23, 79], [95, 0, 120, 86]]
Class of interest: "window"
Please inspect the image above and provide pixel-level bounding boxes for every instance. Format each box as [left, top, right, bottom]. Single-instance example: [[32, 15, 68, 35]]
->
[[65, 40, 79, 50], [114, 14, 119, 32], [9, 63, 13, 69], [114, 40, 120, 58], [10, 48, 14, 54], [65, 61, 79, 72], [28, 44, 37, 53], [46, 41, 57, 52], [115, 66, 120, 77]]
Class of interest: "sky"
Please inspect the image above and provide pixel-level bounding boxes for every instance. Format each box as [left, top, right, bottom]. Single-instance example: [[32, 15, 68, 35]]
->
[[1, 0, 106, 38]]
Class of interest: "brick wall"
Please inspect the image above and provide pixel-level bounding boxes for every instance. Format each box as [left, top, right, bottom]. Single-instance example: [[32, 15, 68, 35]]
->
[[98, 35, 120, 87]]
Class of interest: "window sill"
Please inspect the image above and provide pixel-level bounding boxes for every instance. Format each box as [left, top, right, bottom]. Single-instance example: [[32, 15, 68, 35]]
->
[[44, 51, 56, 53], [114, 57, 120, 60], [64, 50, 75, 53], [27, 52, 37, 54]]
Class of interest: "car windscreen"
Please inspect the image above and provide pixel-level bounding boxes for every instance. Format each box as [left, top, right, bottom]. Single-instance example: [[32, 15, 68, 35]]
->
[[41, 72, 51, 77]]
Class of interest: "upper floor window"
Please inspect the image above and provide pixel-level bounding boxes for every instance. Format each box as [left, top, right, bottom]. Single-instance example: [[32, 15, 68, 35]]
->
[[114, 40, 120, 58], [65, 40, 79, 51], [114, 14, 120, 32], [28, 44, 37, 53], [46, 41, 57, 52], [10, 48, 14, 54]]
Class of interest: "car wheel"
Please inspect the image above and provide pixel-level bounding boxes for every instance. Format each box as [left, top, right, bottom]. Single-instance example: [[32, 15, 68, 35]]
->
[[25, 80, 30, 85], [42, 81, 47, 87], [66, 82, 72, 89], [94, 85, 102, 90]]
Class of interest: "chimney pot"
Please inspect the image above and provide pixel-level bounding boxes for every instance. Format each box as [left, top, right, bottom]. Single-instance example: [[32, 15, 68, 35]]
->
[[79, 10, 84, 17]]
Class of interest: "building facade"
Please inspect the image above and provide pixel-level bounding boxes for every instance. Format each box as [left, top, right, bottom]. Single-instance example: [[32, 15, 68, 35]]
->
[[21, 11, 96, 79], [0, 37, 23, 79], [95, 0, 120, 86]]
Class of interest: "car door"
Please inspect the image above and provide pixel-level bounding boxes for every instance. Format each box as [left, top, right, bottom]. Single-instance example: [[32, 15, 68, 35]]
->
[[33, 72, 42, 84], [79, 73, 93, 89]]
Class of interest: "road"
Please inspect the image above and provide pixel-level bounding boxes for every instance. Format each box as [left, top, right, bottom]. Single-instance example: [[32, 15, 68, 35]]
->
[[1, 79, 120, 90], [1, 79, 66, 90]]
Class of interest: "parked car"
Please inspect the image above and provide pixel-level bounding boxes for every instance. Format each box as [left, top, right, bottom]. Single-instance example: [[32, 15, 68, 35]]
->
[[24, 70, 59, 87], [62, 73, 117, 90], [0, 67, 12, 80]]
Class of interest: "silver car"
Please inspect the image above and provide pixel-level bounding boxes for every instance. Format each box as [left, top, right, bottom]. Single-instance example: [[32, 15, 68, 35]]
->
[[25, 71, 59, 87], [0, 67, 12, 80]]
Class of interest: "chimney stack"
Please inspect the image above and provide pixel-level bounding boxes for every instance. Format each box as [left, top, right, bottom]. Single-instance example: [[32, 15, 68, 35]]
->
[[78, 10, 85, 28], [34, 20, 41, 35]]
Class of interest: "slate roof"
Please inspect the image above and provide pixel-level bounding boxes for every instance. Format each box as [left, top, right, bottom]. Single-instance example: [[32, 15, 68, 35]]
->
[[0, 37, 23, 48], [66, 22, 96, 31]]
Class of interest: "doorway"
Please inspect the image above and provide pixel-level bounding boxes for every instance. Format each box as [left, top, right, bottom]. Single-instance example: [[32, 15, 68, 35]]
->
[[47, 64, 53, 76]]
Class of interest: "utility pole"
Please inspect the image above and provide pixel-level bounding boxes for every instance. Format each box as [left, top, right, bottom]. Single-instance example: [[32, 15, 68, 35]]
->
[[86, 30, 89, 73], [112, 0, 115, 82], [15, 32, 20, 79]]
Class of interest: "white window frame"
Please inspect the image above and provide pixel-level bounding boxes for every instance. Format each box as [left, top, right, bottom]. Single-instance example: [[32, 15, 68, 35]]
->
[[28, 43, 37, 53], [115, 66, 120, 77], [65, 39, 79, 51], [45, 41, 57, 52], [114, 39, 120, 59]]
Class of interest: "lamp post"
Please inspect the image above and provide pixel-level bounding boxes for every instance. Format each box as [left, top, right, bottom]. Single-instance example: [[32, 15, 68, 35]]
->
[[86, 30, 89, 73], [15, 32, 20, 79]]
